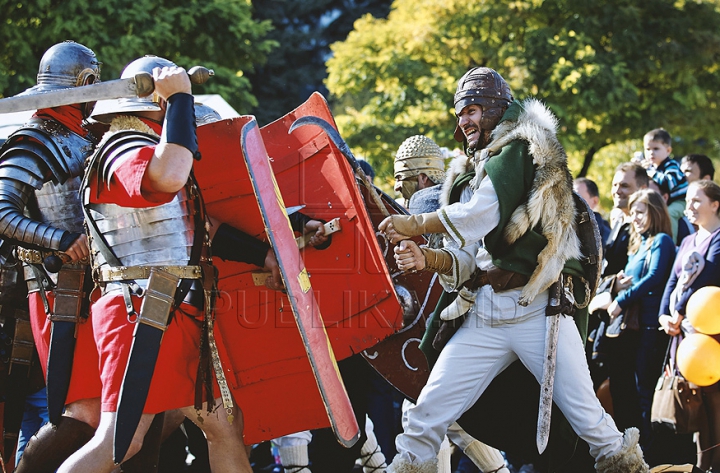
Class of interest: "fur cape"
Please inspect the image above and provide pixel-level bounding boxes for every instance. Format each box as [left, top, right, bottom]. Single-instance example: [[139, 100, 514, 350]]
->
[[441, 98, 581, 305]]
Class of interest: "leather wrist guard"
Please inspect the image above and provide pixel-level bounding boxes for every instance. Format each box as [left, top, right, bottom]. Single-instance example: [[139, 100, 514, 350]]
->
[[391, 212, 445, 237], [212, 223, 271, 267], [164, 92, 201, 160], [421, 246, 453, 275]]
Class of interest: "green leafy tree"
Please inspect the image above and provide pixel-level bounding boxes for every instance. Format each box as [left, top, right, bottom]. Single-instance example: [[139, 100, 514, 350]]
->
[[326, 0, 720, 183], [0, 0, 275, 113]]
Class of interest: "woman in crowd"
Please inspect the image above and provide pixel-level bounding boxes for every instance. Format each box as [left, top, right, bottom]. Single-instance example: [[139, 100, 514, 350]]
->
[[606, 189, 676, 451], [660, 179, 720, 472]]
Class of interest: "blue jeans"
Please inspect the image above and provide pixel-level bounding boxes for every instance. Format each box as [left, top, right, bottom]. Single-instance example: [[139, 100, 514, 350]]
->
[[15, 386, 49, 466]]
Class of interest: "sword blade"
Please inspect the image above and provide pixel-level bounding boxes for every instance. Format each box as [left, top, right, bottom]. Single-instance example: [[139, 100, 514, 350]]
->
[[0, 77, 143, 114], [114, 323, 163, 464], [46, 321, 77, 425], [537, 313, 560, 454]]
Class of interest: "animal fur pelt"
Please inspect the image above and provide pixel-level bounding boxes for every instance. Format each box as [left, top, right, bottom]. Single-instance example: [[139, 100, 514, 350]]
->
[[442, 98, 581, 306], [595, 428, 649, 473], [387, 456, 439, 473]]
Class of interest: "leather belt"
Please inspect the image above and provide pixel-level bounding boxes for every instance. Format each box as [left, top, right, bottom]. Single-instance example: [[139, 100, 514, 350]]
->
[[96, 265, 203, 283], [17, 247, 90, 266], [465, 267, 529, 293]]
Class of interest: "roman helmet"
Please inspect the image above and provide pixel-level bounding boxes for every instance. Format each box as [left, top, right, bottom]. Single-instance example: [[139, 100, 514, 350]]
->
[[19, 40, 101, 118], [453, 67, 513, 148], [91, 55, 177, 123], [393, 135, 446, 199], [394, 135, 446, 184]]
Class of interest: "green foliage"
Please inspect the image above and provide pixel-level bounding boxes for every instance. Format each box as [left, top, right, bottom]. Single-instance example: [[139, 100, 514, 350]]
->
[[0, 0, 275, 113], [326, 0, 720, 183]]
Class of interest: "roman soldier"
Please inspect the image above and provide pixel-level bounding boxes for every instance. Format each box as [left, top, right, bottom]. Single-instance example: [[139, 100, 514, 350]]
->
[[0, 40, 104, 473], [59, 55, 329, 473]]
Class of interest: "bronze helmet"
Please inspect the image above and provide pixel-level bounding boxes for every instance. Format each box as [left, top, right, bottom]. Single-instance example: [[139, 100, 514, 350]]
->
[[453, 67, 513, 143]]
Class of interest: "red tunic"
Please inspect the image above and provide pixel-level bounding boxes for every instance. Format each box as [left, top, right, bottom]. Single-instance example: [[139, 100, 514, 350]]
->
[[29, 292, 102, 405], [88, 133, 210, 413]]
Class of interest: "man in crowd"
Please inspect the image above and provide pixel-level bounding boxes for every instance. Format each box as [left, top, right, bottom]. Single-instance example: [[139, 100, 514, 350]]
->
[[574, 177, 611, 248], [606, 163, 649, 276], [681, 153, 715, 184], [379, 66, 650, 473]]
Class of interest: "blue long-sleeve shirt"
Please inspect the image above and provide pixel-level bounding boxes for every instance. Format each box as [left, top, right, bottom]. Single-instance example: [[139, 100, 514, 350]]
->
[[615, 232, 676, 327]]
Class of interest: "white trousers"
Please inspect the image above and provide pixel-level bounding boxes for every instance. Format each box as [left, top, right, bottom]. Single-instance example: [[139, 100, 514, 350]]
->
[[395, 300, 623, 464]]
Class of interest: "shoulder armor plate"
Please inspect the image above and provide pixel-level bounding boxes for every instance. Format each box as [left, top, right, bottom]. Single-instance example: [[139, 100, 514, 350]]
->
[[91, 131, 158, 188], [0, 117, 95, 185]]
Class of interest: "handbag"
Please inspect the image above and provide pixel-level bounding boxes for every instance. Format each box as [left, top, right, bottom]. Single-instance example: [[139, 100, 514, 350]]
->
[[604, 300, 641, 337], [651, 336, 706, 434]]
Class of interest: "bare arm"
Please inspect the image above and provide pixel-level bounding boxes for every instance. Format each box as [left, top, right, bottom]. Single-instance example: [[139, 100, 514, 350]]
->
[[143, 66, 194, 194]]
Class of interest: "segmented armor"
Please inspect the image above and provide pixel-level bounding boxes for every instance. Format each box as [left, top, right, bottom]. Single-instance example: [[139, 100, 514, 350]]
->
[[83, 128, 201, 296], [0, 117, 95, 252]]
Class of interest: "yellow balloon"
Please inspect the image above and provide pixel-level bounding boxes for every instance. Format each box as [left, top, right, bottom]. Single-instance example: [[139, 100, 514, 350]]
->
[[686, 286, 720, 335], [677, 333, 720, 386]]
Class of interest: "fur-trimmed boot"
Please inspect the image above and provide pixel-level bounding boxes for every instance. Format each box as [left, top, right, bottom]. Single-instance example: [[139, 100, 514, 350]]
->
[[387, 456, 438, 473], [463, 440, 510, 473], [595, 428, 650, 473]]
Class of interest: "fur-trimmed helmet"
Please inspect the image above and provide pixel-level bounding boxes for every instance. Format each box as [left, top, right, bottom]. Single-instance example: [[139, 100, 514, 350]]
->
[[91, 55, 177, 123], [394, 135, 446, 184], [19, 41, 101, 96], [453, 67, 513, 143]]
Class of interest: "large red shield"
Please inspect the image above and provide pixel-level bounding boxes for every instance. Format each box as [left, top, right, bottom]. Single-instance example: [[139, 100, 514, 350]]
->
[[262, 93, 442, 402], [193, 104, 403, 443]]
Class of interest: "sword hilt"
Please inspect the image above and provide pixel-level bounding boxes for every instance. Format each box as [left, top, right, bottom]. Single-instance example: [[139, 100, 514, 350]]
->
[[43, 254, 71, 273], [134, 66, 215, 97]]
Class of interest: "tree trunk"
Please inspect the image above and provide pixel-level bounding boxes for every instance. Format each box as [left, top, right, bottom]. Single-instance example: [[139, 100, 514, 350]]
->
[[577, 145, 598, 178]]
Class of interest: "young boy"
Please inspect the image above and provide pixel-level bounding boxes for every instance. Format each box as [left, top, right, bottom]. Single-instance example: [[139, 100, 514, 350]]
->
[[643, 128, 688, 242]]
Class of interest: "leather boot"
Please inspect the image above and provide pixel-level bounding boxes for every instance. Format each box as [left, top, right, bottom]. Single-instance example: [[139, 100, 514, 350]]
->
[[14, 417, 95, 473], [121, 412, 165, 473]]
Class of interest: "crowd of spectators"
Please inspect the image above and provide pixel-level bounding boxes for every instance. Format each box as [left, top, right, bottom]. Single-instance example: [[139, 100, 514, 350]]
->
[[581, 128, 720, 471]]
